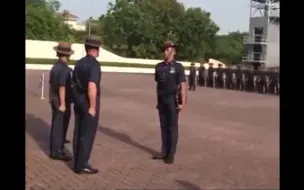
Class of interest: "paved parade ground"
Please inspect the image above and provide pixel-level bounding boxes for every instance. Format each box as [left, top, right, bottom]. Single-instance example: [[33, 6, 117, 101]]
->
[[26, 70, 279, 190]]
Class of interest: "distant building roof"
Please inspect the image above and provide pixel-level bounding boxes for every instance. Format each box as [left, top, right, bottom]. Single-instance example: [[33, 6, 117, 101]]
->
[[56, 10, 79, 21]]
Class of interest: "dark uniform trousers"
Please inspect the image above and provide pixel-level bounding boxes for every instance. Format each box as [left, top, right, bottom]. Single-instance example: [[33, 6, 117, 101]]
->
[[198, 76, 205, 86], [207, 75, 213, 87], [73, 95, 100, 169], [50, 98, 71, 154], [157, 96, 179, 157], [188, 76, 196, 90]]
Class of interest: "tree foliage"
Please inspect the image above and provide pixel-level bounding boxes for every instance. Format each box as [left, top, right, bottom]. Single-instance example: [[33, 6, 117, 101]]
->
[[25, 0, 245, 64], [26, 0, 76, 42]]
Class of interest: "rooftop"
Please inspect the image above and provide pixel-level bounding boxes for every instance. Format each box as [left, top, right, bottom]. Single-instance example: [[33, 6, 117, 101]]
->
[[56, 10, 79, 21]]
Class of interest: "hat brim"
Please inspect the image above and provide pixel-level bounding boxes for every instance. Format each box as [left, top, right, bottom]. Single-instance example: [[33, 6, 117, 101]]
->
[[84, 42, 101, 48], [53, 46, 74, 55]]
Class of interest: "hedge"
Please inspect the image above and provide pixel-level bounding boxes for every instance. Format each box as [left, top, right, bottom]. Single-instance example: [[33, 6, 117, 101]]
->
[[26, 58, 191, 69]]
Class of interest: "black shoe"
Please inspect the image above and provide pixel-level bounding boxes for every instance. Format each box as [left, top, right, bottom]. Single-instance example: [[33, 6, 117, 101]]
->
[[50, 152, 72, 161], [74, 165, 99, 174], [64, 139, 71, 144], [151, 153, 167, 160], [163, 156, 174, 164]]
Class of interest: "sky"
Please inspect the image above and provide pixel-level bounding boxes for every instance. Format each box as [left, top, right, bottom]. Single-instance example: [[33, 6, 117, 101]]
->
[[59, 0, 250, 34]]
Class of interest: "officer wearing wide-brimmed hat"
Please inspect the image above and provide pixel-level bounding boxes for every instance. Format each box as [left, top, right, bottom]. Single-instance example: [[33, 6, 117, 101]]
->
[[72, 35, 102, 174], [198, 61, 206, 87], [49, 42, 74, 161], [153, 40, 187, 164], [188, 62, 197, 91], [215, 63, 224, 88], [207, 63, 214, 87], [235, 65, 242, 90]]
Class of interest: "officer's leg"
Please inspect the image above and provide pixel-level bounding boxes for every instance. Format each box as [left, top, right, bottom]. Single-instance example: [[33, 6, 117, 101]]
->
[[63, 104, 71, 144], [81, 97, 100, 169], [165, 101, 179, 164], [82, 112, 99, 167], [73, 107, 86, 170], [193, 80, 196, 91], [189, 80, 192, 90], [73, 108, 80, 157], [158, 104, 169, 156], [50, 110, 64, 154]]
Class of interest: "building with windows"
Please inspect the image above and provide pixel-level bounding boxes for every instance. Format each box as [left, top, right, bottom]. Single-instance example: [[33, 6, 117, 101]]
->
[[242, 0, 280, 68]]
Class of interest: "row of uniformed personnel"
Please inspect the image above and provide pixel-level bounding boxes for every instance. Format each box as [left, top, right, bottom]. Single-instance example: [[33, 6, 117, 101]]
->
[[48, 38, 188, 175], [188, 62, 280, 95]]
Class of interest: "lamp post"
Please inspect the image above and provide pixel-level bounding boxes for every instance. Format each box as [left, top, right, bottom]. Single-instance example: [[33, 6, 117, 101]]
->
[[88, 16, 92, 36]]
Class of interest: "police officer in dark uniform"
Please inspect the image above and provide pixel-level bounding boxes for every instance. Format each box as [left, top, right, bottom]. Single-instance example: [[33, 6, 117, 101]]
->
[[49, 42, 74, 161], [72, 36, 102, 174], [207, 63, 214, 87], [268, 69, 277, 95], [215, 64, 224, 88], [198, 62, 206, 87], [152, 40, 187, 164], [235, 65, 242, 90], [188, 62, 196, 91], [245, 67, 254, 92], [225, 66, 233, 90], [257, 69, 266, 93]]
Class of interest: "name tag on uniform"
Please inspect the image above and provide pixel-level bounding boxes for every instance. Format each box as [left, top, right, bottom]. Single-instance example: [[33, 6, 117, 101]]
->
[[170, 67, 175, 74]]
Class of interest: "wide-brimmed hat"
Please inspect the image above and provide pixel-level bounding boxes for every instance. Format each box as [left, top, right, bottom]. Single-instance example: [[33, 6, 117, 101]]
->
[[84, 35, 102, 48], [161, 40, 178, 51], [53, 42, 74, 55]]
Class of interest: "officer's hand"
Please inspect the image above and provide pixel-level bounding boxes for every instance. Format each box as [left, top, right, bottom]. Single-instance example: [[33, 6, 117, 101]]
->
[[177, 104, 185, 111], [88, 107, 96, 117], [59, 105, 66, 112]]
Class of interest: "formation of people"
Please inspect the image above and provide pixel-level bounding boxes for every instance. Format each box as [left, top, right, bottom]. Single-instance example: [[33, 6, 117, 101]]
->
[[188, 62, 280, 95], [48, 38, 187, 175]]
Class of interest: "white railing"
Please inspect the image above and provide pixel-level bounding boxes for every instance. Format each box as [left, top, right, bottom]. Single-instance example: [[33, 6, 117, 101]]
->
[[242, 52, 266, 62], [243, 35, 267, 44]]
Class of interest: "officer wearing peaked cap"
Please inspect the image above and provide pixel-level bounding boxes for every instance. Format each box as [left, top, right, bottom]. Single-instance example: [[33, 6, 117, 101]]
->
[[72, 35, 102, 174], [153, 40, 187, 164], [49, 42, 74, 161], [198, 61, 206, 87], [207, 63, 214, 87], [188, 62, 196, 91]]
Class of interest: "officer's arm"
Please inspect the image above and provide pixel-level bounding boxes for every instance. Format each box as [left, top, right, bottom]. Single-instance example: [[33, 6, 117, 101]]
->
[[88, 63, 99, 110], [58, 69, 69, 106], [48, 74, 52, 99], [154, 65, 158, 82], [178, 65, 187, 105]]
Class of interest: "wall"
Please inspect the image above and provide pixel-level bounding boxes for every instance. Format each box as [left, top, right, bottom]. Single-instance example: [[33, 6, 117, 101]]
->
[[266, 22, 280, 67], [64, 20, 86, 31], [26, 40, 226, 68], [244, 17, 268, 62]]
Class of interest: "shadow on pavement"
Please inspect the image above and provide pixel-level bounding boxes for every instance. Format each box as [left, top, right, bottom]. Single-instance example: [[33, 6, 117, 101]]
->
[[98, 125, 158, 156], [175, 180, 202, 190], [26, 114, 73, 169]]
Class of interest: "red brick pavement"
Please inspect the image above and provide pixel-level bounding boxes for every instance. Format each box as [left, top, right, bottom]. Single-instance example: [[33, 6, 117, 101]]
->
[[26, 70, 280, 190]]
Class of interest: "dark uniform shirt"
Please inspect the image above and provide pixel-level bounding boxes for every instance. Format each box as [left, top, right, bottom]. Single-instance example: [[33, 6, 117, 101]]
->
[[49, 60, 73, 103], [73, 55, 101, 96], [154, 61, 186, 97]]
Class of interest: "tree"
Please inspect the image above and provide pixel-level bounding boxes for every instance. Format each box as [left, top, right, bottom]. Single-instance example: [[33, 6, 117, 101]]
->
[[211, 31, 246, 65], [26, 0, 77, 42], [100, 0, 219, 60]]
